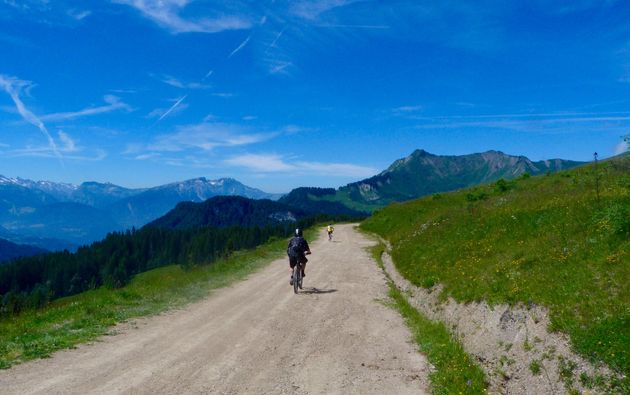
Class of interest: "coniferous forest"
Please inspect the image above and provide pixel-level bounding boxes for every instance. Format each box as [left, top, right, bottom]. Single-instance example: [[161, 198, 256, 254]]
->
[[0, 214, 350, 316]]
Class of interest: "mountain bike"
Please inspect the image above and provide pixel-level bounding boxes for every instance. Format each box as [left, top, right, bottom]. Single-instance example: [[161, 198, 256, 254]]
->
[[328, 232, 333, 241], [291, 252, 310, 294], [292, 263, 303, 294]]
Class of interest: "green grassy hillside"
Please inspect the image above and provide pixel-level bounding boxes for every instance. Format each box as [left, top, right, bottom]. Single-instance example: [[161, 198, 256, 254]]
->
[[361, 156, 629, 383]]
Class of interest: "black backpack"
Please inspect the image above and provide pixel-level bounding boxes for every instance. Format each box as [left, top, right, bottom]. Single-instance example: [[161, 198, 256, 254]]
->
[[287, 237, 302, 258]]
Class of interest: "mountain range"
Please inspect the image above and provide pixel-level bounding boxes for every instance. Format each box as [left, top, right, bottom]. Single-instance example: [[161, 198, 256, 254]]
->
[[296, 150, 584, 211], [0, 176, 281, 250], [0, 149, 584, 256], [0, 238, 46, 263]]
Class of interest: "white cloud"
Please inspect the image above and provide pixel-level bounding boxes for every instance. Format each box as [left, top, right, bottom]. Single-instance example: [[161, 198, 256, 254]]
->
[[290, 0, 361, 20], [114, 0, 252, 33], [202, 113, 217, 122], [225, 153, 294, 172], [539, 0, 619, 15], [67, 9, 92, 20], [147, 122, 276, 152], [408, 112, 630, 135], [268, 60, 293, 75], [135, 152, 161, 160], [6, 138, 106, 161], [11, 149, 108, 161], [392, 104, 423, 115], [294, 161, 377, 177], [159, 75, 210, 89], [614, 139, 629, 155], [58, 130, 78, 152], [0, 74, 62, 160], [41, 95, 132, 122], [212, 92, 236, 98], [109, 88, 138, 94], [225, 153, 376, 177], [10, 131, 77, 155]]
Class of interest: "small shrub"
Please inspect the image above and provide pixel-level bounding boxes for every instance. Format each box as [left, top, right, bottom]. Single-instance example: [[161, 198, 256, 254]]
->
[[529, 359, 541, 375], [494, 178, 514, 193], [466, 191, 488, 202]]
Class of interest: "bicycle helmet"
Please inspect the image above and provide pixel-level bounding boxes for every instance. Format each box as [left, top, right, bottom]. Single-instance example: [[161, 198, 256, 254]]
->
[[295, 228, 303, 237]]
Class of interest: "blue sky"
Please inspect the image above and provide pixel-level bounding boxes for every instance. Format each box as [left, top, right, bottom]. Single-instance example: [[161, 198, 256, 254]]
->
[[1, 0, 629, 193]]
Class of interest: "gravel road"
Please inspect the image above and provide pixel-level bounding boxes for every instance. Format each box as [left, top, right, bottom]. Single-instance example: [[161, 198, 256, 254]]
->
[[0, 224, 429, 394]]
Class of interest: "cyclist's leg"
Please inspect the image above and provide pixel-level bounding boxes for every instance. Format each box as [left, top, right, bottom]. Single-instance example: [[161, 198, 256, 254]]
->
[[289, 257, 297, 284]]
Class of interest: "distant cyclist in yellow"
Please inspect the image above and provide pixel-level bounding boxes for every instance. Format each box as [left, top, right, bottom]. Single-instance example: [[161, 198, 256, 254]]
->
[[327, 224, 334, 241]]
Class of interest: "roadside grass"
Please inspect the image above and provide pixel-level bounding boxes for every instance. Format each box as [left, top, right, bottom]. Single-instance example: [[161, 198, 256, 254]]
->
[[370, 244, 488, 394], [0, 227, 320, 369], [361, 156, 630, 390]]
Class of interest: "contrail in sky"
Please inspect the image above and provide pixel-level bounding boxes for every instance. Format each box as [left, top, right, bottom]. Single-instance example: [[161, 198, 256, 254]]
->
[[164, 33, 252, 123], [157, 95, 187, 122], [265, 27, 286, 54], [0, 74, 62, 161], [228, 35, 251, 58]]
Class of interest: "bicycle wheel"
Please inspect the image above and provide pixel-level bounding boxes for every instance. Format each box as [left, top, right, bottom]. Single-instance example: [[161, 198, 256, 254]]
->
[[293, 267, 300, 294]]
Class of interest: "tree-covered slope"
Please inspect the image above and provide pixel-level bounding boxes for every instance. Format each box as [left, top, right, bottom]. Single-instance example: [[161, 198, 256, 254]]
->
[[147, 196, 305, 229], [361, 156, 629, 383], [278, 187, 368, 217]]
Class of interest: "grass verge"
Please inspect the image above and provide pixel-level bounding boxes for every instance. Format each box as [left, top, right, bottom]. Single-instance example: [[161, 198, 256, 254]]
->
[[0, 227, 320, 369], [361, 157, 629, 387], [371, 244, 488, 394]]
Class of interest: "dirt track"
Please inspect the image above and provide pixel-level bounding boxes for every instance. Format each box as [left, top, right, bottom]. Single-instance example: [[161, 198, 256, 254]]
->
[[0, 224, 429, 394]]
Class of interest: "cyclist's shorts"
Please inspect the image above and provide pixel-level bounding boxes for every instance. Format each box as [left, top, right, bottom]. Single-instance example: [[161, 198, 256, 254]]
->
[[289, 256, 308, 268]]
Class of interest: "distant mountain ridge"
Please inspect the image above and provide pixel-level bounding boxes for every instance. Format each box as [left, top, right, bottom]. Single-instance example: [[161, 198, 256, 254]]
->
[[108, 177, 283, 228], [285, 149, 584, 212], [0, 238, 46, 263], [339, 149, 583, 206], [0, 175, 282, 251]]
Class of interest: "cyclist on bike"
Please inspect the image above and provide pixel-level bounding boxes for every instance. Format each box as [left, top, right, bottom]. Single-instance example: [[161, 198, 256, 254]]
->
[[287, 228, 311, 285], [327, 224, 334, 241]]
